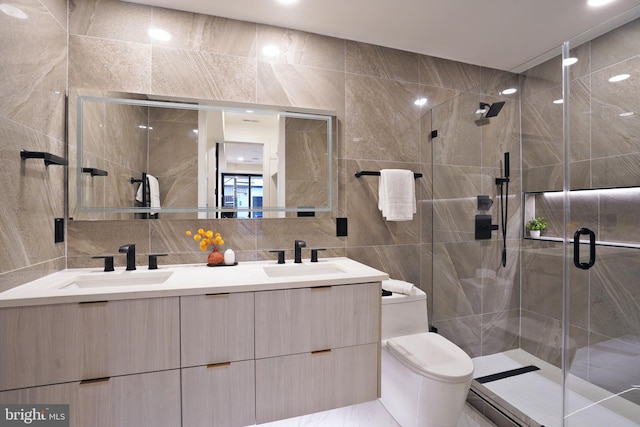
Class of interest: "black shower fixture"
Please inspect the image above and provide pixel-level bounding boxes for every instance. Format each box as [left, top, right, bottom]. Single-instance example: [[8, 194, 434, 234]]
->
[[479, 101, 505, 118]]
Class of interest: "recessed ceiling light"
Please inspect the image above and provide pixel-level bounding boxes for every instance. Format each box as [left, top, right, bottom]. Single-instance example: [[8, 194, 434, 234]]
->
[[619, 111, 635, 117], [262, 45, 280, 57], [246, 110, 254, 113], [192, 129, 199, 133], [0, 3, 27, 19], [609, 73, 630, 82], [563, 57, 578, 66], [414, 98, 427, 106], [148, 28, 171, 42], [500, 88, 518, 95], [553, 99, 564, 104], [587, 0, 615, 6], [238, 157, 245, 162]]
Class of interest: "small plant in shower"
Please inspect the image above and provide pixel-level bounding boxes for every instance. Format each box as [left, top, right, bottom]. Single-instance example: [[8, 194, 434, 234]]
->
[[525, 217, 547, 239]]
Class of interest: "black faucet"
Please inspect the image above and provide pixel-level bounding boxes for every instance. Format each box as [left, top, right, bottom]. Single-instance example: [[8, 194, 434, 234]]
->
[[119, 244, 136, 271], [294, 240, 306, 263]]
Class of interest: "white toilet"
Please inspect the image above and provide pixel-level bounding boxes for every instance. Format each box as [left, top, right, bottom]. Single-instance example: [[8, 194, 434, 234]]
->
[[380, 286, 474, 427]]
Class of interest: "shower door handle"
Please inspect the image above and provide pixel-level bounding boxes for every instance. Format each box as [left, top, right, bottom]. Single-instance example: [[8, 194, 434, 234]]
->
[[573, 228, 596, 270]]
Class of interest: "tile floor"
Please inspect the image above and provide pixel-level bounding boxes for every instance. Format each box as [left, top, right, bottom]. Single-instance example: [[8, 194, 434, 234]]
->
[[256, 400, 496, 426]]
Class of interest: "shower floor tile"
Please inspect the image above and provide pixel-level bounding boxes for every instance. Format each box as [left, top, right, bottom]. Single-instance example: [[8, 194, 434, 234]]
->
[[472, 349, 640, 427]]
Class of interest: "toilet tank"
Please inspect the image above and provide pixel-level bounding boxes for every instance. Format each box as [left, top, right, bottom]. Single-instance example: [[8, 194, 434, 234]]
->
[[381, 287, 429, 340]]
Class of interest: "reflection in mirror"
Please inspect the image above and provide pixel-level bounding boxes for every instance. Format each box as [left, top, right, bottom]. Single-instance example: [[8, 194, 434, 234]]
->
[[71, 90, 336, 220]]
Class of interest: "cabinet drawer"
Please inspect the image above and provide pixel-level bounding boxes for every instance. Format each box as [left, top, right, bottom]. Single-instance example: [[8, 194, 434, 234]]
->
[[0, 370, 181, 427], [255, 343, 378, 423], [180, 293, 254, 367], [182, 360, 255, 427], [0, 297, 180, 391], [255, 282, 380, 358]]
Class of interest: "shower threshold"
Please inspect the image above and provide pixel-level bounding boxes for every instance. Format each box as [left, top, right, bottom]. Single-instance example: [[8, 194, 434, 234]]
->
[[469, 349, 640, 427]]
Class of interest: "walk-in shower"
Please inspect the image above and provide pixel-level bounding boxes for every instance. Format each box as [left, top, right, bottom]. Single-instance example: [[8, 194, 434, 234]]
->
[[430, 16, 640, 427]]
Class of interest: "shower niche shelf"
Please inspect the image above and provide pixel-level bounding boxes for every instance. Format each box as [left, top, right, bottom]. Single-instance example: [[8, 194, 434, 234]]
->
[[523, 187, 640, 250]]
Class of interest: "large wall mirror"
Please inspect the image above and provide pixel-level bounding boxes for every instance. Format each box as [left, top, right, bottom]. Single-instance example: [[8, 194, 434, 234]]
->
[[69, 90, 337, 220]]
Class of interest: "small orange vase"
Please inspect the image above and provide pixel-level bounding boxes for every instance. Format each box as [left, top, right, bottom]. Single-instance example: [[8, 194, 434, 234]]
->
[[207, 246, 224, 265]]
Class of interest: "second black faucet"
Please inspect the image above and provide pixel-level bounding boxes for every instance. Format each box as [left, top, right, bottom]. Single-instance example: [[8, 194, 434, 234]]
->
[[294, 240, 306, 263], [119, 244, 136, 271]]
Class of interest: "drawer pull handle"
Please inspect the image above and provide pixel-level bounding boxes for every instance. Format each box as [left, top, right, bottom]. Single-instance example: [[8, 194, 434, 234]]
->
[[207, 362, 231, 368], [78, 300, 108, 306], [311, 349, 332, 355], [205, 293, 230, 297], [311, 286, 331, 291], [80, 376, 110, 385]]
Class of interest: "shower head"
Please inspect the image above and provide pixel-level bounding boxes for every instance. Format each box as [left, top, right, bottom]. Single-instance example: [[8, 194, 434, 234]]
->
[[479, 101, 506, 118]]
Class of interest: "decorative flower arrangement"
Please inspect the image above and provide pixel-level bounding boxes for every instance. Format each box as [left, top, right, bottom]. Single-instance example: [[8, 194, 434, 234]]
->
[[186, 229, 225, 265], [186, 229, 224, 251]]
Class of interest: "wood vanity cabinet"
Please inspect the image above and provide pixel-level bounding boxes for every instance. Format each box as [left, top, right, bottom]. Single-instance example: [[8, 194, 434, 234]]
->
[[0, 297, 181, 427], [254, 282, 380, 423], [180, 292, 255, 427], [0, 280, 381, 426]]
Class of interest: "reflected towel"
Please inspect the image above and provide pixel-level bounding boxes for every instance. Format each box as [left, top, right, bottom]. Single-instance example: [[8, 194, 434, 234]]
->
[[135, 174, 161, 214], [382, 279, 414, 295], [378, 169, 416, 221]]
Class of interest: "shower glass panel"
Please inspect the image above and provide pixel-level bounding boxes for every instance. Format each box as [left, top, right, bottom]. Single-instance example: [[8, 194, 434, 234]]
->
[[430, 16, 640, 427], [562, 20, 640, 426]]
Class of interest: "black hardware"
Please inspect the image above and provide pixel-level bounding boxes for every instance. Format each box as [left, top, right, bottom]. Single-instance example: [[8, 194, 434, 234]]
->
[[294, 240, 306, 263], [431, 130, 438, 139], [495, 152, 510, 267], [20, 149, 68, 166], [336, 217, 348, 237], [54, 218, 64, 243], [82, 167, 108, 177], [148, 253, 168, 270], [310, 249, 326, 263], [297, 209, 315, 217], [477, 195, 493, 211], [118, 244, 136, 271], [475, 215, 499, 240], [92, 256, 114, 272], [574, 228, 596, 270], [355, 170, 423, 178], [131, 173, 149, 219], [269, 250, 285, 264]]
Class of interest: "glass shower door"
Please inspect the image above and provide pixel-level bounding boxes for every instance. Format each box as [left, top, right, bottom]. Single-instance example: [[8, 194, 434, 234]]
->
[[562, 21, 640, 426]]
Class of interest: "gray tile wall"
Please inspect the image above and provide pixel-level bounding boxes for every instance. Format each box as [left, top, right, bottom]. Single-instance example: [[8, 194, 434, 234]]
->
[[0, 0, 67, 292]]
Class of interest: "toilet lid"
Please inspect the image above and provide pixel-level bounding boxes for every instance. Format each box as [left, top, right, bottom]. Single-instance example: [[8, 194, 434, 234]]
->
[[386, 333, 474, 383]]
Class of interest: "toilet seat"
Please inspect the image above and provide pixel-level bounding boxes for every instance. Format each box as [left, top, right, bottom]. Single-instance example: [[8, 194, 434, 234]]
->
[[386, 332, 474, 383]]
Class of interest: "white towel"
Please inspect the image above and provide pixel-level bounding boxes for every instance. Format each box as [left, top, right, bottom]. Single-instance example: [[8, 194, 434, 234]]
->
[[382, 279, 414, 295], [378, 169, 416, 221], [135, 174, 161, 214]]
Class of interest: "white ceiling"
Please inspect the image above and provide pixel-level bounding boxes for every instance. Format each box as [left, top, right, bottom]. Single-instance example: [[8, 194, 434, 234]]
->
[[129, 0, 640, 72]]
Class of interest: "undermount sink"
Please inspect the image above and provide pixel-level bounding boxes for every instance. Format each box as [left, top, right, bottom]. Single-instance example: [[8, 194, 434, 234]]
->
[[55, 270, 173, 289], [263, 263, 347, 278]]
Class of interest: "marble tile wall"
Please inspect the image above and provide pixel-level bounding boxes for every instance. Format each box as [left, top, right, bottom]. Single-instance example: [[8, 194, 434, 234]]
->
[[285, 117, 330, 217], [520, 18, 640, 400], [0, 0, 67, 291], [430, 83, 522, 358]]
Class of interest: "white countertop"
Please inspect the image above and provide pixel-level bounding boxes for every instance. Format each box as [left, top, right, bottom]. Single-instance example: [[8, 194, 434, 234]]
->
[[0, 257, 389, 308]]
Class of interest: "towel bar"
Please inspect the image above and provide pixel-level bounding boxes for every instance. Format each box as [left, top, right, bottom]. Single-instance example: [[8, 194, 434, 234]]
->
[[82, 167, 108, 176], [355, 170, 422, 178], [20, 149, 68, 166]]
